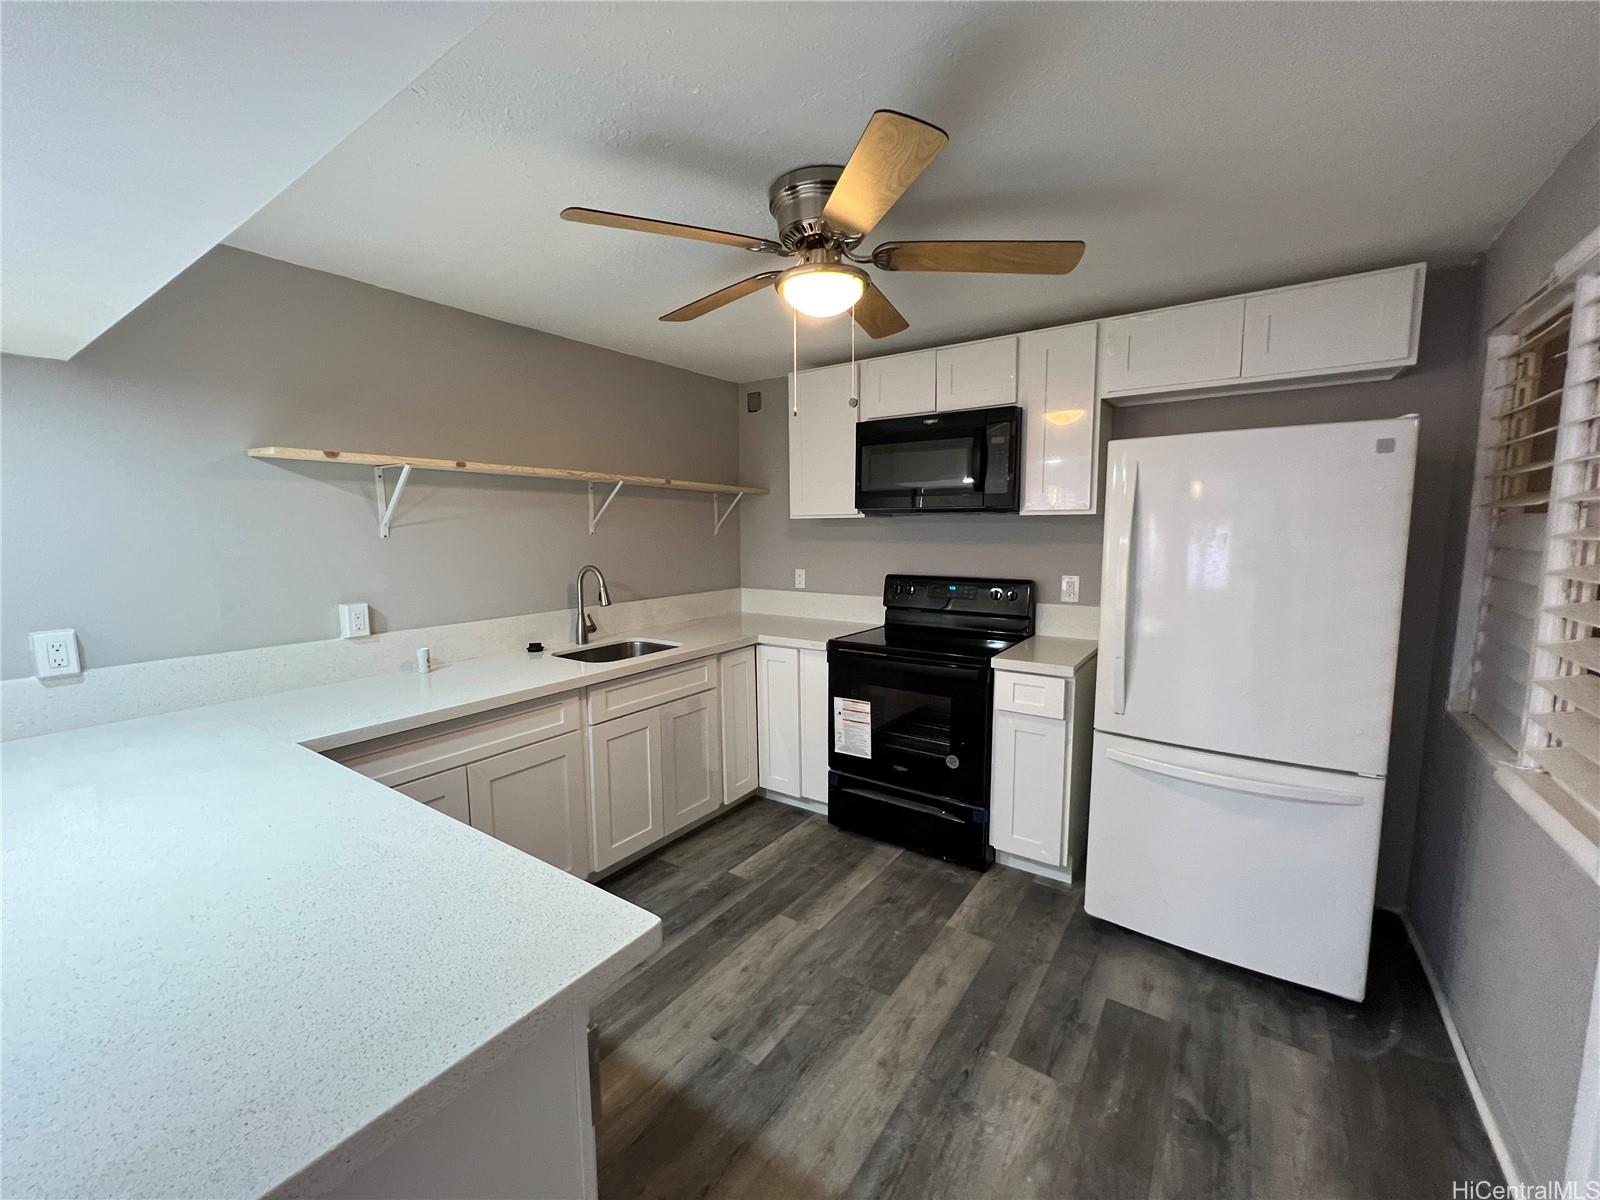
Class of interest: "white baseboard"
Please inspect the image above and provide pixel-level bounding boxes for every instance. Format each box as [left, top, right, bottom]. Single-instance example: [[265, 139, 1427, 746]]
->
[[1400, 912, 1522, 1188], [760, 789, 828, 817], [995, 850, 1076, 885]]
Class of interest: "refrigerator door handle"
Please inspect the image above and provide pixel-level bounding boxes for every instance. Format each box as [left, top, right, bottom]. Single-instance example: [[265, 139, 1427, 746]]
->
[[1108, 458, 1138, 715], [1104, 747, 1367, 807]]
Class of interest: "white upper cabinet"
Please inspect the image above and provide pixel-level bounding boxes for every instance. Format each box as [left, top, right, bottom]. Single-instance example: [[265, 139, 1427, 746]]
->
[[789, 363, 860, 519], [858, 350, 936, 420], [1018, 323, 1100, 515], [1098, 298, 1246, 397], [1240, 264, 1422, 378], [936, 336, 1018, 410]]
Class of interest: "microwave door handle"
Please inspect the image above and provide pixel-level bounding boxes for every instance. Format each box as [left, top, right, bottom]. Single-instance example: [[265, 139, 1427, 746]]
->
[[1109, 458, 1138, 715], [970, 426, 986, 492]]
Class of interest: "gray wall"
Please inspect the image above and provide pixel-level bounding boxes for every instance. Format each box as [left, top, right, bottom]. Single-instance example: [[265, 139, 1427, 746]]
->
[[0, 246, 740, 678], [1406, 122, 1600, 1183], [739, 265, 1483, 910]]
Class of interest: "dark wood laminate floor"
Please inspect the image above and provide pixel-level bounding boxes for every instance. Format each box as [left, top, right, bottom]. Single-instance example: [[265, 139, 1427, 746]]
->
[[595, 798, 1500, 1200]]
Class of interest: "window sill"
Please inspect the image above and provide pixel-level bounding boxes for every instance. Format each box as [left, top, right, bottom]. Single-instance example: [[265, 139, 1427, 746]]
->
[[1447, 710, 1599, 881]]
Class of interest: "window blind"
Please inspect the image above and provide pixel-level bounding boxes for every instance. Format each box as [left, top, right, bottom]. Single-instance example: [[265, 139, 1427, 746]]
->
[[1525, 272, 1600, 840]]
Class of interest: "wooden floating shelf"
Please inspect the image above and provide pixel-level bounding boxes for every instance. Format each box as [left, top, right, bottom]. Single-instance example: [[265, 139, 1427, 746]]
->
[[247, 446, 767, 538]]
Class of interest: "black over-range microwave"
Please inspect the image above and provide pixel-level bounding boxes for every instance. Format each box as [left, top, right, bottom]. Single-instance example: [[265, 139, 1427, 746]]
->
[[855, 404, 1021, 514]]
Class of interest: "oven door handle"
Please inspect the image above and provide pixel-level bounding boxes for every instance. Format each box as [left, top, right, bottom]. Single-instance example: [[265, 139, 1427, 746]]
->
[[829, 653, 988, 680], [839, 785, 968, 824]]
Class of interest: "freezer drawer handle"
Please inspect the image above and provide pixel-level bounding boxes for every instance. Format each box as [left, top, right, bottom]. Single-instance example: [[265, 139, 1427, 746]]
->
[[1104, 747, 1366, 807]]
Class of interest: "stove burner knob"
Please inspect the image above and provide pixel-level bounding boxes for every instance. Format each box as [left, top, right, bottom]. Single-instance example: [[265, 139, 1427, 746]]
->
[[989, 587, 1004, 600], [1006, 589, 1017, 602]]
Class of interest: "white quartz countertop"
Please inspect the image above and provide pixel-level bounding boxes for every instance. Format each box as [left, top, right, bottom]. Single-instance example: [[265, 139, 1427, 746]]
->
[[993, 635, 1100, 678], [0, 612, 869, 1199]]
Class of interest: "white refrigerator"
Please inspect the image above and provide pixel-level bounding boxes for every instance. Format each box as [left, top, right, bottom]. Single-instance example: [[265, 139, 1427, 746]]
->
[[1085, 417, 1417, 1000]]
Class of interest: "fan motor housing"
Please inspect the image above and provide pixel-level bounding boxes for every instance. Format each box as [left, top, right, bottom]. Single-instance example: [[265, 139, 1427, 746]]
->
[[768, 165, 858, 252]]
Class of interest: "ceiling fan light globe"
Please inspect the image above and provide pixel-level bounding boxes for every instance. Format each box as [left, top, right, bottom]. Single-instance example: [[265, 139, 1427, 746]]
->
[[777, 263, 867, 319]]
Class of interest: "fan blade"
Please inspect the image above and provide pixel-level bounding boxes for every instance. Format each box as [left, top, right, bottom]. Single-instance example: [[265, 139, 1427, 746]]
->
[[660, 273, 781, 322], [872, 240, 1085, 274], [876, 236, 1088, 272], [821, 111, 948, 238], [853, 281, 910, 338], [562, 207, 784, 254]]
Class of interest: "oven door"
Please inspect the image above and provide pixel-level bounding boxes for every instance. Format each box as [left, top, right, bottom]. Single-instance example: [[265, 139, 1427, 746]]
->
[[826, 648, 992, 802]]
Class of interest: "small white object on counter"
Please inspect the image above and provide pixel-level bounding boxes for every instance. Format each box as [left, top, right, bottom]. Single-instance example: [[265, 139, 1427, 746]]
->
[[415, 645, 431, 673]]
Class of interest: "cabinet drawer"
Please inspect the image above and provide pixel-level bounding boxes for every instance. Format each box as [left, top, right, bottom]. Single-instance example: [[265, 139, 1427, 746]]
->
[[395, 766, 471, 824], [330, 696, 581, 787], [586, 656, 717, 723], [994, 670, 1067, 719]]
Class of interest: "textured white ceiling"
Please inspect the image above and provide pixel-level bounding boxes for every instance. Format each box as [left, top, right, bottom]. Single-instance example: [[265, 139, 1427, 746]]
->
[[229, 2, 1600, 383], [0, 1, 491, 360]]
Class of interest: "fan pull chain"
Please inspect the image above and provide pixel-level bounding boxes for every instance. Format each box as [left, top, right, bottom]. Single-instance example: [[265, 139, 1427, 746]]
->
[[791, 307, 799, 416]]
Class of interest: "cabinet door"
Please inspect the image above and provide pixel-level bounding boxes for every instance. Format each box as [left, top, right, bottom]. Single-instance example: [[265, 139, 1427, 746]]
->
[[395, 766, 471, 824], [1098, 298, 1244, 395], [859, 350, 936, 420], [989, 710, 1066, 866], [789, 364, 861, 519], [1019, 323, 1099, 514], [662, 691, 723, 833], [588, 708, 666, 871], [1241, 266, 1421, 378], [756, 645, 802, 795], [798, 648, 830, 805], [466, 732, 590, 875], [936, 337, 1018, 410], [719, 647, 759, 804]]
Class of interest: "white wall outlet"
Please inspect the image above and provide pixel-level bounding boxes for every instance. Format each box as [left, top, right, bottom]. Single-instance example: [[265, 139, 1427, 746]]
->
[[1060, 575, 1080, 604], [794, 569, 806, 590], [338, 602, 372, 639], [30, 629, 81, 678]]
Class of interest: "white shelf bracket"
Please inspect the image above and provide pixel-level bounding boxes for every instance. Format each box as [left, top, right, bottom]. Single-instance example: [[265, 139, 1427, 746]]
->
[[374, 464, 412, 539], [588, 480, 625, 534], [712, 491, 743, 535]]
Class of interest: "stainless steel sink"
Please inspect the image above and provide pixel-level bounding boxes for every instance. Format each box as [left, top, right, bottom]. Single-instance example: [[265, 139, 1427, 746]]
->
[[555, 639, 677, 664]]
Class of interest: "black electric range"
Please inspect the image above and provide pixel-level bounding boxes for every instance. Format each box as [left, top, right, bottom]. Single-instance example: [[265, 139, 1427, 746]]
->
[[826, 574, 1036, 869]]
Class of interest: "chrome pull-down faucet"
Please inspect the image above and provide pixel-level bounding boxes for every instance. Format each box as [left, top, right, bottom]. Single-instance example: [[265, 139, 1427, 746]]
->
[[575, 564, 612, 645]]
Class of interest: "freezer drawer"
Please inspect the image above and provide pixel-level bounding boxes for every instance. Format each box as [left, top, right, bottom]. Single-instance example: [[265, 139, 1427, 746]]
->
[[1084, 732, 1384, 1000]]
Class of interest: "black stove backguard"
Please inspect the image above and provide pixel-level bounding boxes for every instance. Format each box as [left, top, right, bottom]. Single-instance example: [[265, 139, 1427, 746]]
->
[[826, 575, 1035, 870]]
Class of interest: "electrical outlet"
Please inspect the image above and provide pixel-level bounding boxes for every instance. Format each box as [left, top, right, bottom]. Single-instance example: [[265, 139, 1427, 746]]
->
[[30, 629, 81, 678], [339, 602, 372, 639], [794, 569, 806, 590], [1060, 575, 1080, 604]]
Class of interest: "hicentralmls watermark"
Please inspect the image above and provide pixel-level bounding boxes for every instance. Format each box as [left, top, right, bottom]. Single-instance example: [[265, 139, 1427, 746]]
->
[[1453, 1181, 1600, 1200]]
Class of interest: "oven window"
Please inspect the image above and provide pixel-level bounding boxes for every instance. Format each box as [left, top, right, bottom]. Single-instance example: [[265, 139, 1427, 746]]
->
[[864, 681, 955, 760], [861, 438, 977, 493]]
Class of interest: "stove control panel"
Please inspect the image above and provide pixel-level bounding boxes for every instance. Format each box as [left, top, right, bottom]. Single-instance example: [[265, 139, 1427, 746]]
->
[[883, 574, 1034, 617]]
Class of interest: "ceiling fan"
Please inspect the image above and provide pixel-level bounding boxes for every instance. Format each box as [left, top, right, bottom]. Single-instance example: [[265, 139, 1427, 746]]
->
[[561, 110, 1085, 338]]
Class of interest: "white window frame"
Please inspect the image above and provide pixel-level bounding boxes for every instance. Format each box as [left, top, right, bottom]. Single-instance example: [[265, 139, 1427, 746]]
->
[[1450, 225, 1600, 869]]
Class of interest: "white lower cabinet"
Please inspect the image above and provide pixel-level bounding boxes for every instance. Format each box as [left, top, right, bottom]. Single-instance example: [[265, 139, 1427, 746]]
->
[[468, 731, 590, 876], [756, 644, 831, 806], [719, 647, 759, 804], [756, 645, 802, 794], [990, 712, 1066, 865], [395, 766, 471, 824], [798, 648, 830, 805], [661, 690, 723, 834], [588, 706, 667, 872], [988, 663, 1096, 880]]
